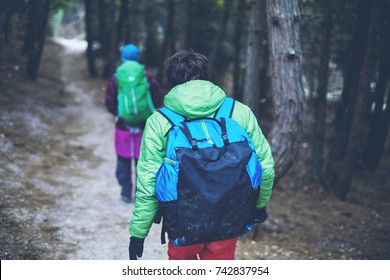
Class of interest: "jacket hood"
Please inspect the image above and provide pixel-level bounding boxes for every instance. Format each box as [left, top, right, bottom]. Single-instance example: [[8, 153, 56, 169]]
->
[[164, 80, 226, 118]]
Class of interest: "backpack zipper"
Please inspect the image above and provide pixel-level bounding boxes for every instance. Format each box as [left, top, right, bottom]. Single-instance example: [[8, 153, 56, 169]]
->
[[200, 120, 213, 145], [131, 88, 138, 115], [124, 95, 130, 115], [163, 157, 176, 165]]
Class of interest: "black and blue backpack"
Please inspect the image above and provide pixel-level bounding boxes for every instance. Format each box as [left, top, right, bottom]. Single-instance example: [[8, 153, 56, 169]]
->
[[155, 97, 262, 246]]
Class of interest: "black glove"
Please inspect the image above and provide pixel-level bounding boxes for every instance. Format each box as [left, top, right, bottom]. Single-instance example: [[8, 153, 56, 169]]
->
[[153, 206, 162, 224], [129, 237, 145, 260], [254, 207, 268, 223]]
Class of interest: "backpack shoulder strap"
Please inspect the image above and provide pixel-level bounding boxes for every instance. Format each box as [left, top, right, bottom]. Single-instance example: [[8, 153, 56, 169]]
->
[[215, 97, 235, 119], [158, 107, 186, 127]]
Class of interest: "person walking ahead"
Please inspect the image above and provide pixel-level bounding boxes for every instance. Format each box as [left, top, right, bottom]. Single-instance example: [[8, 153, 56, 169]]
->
[[105, 44, 163, 203], [129, 51, 274, 260]]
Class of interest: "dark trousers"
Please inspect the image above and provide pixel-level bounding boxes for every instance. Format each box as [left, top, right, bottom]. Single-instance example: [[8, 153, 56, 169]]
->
[[116, 156, 137, 199]]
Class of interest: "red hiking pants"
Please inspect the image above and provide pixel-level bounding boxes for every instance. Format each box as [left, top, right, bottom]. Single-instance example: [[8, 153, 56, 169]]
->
[[168, 237, 238, 260]]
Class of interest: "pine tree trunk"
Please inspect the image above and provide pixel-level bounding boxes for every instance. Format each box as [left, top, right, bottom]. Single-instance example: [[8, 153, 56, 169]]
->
[[85, 0, 97, 77], [22, 0, 38, 55], [102, 0, 117, 78], [326, 0, 372, 183], [161, 0, 175, 60], [158, 0, 176, 84], [311, 0, 333, 181], [266, 0, 305, 181], [98, 0, 107, 58], [143, 4, 160, 67], [232, 0, 247, 102], [1, 3, 16, 43], [184, 0, 193, 50], [208, 0, 234, 81], [335, 0, 384, 200], [362, 2, 390, 170], [26, 0, 50, 80], [125, 1, 138, 44], [243, 0, 264, 118], [116, 0, 129, 47]]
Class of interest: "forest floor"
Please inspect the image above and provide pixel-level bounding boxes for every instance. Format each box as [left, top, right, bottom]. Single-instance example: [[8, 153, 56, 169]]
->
[[0, 40, 389, 260]]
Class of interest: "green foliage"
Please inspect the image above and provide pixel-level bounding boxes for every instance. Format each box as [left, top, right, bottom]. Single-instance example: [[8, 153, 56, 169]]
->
[[51, 0, 81, 13]]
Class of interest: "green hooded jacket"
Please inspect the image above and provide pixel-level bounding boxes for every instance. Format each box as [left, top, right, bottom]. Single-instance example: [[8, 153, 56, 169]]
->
[[129, 80, 274, 238]]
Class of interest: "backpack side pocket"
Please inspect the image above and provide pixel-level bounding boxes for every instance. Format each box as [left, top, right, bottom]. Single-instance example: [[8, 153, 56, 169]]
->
[[156, 157, 179, 201], [246, 152, 263, 189], [156, 158, 180, 244], [160, 200, 179, 242]]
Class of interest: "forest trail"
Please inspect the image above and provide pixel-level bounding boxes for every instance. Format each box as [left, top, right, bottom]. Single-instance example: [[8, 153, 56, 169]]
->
[[1, 40, 389, 261], [53, 40, 167, 260], [0, 40, 166, 260]]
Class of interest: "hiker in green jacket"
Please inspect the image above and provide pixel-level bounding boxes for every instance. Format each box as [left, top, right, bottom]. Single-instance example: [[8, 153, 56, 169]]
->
[[129, 51, 274, 260]]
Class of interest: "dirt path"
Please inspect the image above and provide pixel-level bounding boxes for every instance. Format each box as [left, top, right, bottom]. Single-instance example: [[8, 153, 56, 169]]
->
[[0, 39, 166, 260], [52, 40, 167, 260], [1, 39, 389, 261]]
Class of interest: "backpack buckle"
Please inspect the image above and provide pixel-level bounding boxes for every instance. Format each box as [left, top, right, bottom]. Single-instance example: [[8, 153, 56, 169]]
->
[[222, 132, 229, 146], [190, 139, 199, 151]]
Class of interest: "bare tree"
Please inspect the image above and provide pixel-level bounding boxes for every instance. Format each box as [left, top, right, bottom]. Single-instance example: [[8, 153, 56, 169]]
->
[[363, 1, 390, 170], [243, 0, 266, 118], [102, 0, 117, 78], [335, 0, 385, 200], [98, 0, 107, 58], [158, 0, 176, 85], [116, 0, 130, 47], [161, 0, 176, 60], [326, 0, 372, 183], [85, 0, 97, 77], [232, 0, 248, 102], [25, 0, 51, 80], [208, 0, 234, 81], [311, 0, 333, 181], [266, 0, 305, 181]]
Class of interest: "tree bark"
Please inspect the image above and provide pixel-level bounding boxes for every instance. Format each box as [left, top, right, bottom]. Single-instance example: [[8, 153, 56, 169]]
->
[[22, 0, 38, 55], [326, 0, 372, 183], [311, 0, 333, 181], [102, 0, 117, 78], [26, 0, 50, 80], [243, 0, 264, 118], [98, 0, 107, 58], [1, 1, 17, 43], [266, 0, 305, 181], [161, 0, 175, 60], [116, 0, 129, 47], [143, 4, 160, 67], [208, 0, 234, 81], [335, 0, 384, 200], [362, 1, 390, 170], [85, 0, 97, 77], [157, 0, 176, 84], [232, 0, 248, 102]]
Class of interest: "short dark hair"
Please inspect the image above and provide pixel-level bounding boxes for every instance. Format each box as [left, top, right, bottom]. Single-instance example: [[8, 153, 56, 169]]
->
[[165, 51, 209, 87]]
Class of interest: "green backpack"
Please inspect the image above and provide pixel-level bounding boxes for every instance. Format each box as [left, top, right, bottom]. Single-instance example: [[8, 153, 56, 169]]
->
[[116, 61, 155, 124]]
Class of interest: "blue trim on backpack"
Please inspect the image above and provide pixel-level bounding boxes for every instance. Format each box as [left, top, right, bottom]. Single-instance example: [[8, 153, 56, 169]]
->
[[215, 97, 234, 119], [158, 107, 186, 127]]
